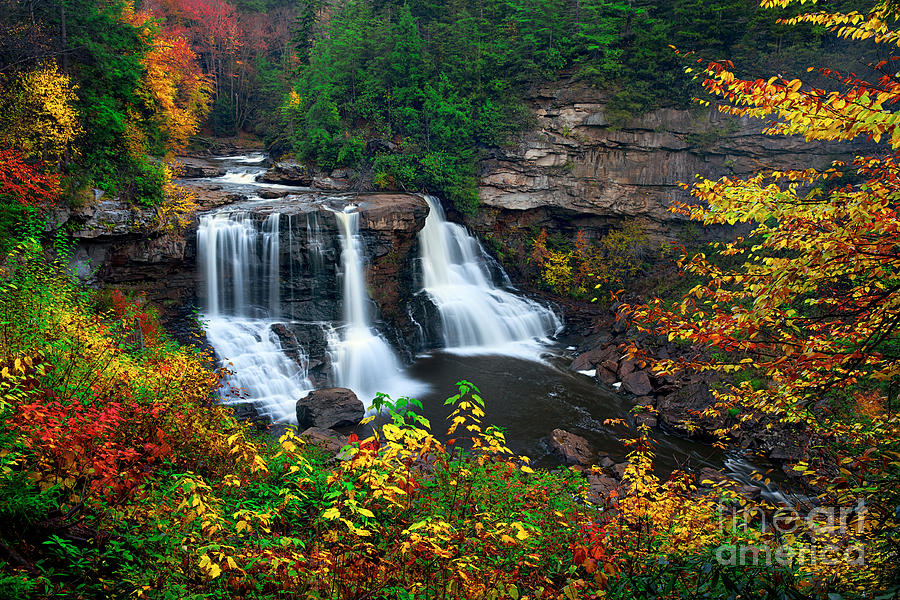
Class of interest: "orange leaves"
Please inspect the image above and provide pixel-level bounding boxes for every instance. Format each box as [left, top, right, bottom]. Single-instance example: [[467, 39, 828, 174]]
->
[[123, 8, 212, 153]]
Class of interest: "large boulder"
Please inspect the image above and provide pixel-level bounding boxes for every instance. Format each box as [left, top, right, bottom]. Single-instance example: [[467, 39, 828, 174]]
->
[[258, 160, 313, 186], [621, 370, 652, 395], [547, 429, 595, 465], [296, 388, 364, 430], [570, 343, 618, 372]]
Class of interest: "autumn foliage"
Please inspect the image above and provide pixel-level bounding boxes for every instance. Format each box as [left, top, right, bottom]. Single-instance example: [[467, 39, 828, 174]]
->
[[625, 0, 900, 593], [1, 243, 805, 599], [0, 151, 62, 209], [530, 224, 648, 300]]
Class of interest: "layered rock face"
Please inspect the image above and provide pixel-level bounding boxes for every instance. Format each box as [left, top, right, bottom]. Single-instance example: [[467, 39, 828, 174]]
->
[[471, 81, 853, 253], [197, 192, 428, 389], [227, 193, 427, 332], [56, 198, 199, 339], [63, 190, 429, 358]]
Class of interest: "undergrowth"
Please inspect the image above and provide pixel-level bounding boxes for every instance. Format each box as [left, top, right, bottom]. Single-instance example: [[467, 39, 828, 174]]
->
[[0, 243, 882, 598]]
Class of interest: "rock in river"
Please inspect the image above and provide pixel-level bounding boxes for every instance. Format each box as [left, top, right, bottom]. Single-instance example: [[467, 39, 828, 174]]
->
[[547, 428, 595, 465]]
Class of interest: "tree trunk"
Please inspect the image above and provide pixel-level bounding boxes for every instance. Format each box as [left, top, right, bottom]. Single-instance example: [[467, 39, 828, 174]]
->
[[59, 0, 67, 72]]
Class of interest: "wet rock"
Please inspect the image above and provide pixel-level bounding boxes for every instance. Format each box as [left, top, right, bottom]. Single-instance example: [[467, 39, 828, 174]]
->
[[278, 324, 332, 386], [181, 165, 225, 178], [766, 435, 804, 461], [737, 483, 763, 500], [657, 379, 724, 434], [258, 189, 289, 199], [622, 370, 652, 396], [617, 358, 635, 378], [598, 455, 616, 469], [698, 466, 727, 486], [596, 364, 617, 385], [300, 426, 349, 456], [570, 343, 617, 371], [612, 461, 629, 480], [296, 388, 364, 430], [258, 160, 313, 186], [175, 157, 226, 178], [587, 472, 619, 497], [548, 429, 595, 465]]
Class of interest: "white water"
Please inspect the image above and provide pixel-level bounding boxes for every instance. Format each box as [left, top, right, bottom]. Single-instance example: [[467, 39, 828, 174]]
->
[[212, 152, 267, 164], [219, 169, 263, 185], [327, 208, 427, 404], [198, 210, 312, 422], [419, 195, 562, 358]]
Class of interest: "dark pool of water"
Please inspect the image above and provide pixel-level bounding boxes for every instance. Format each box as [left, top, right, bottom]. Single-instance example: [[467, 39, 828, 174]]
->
[[401, 348, 727, 473]]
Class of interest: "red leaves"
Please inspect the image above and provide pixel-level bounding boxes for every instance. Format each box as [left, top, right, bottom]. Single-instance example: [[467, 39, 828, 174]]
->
[[0, 149, 62, 208], [12, 394, 175, 503], [109, 289, 164, 346]]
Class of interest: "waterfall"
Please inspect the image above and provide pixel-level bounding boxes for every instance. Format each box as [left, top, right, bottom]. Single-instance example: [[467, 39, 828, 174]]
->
[[327, 207, 427, 403], [306, 212, 325, 276], [198, 211, 312, 423], [197, 211, 281, 317], [419, 195, 561, 357]]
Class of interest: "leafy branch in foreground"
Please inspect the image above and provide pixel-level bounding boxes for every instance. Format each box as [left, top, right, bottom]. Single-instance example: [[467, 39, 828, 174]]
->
[[628, 0, 900, 593]]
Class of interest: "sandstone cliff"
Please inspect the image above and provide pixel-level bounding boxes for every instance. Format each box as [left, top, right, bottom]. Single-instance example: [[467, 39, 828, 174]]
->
[[473, 80, 852, 242]]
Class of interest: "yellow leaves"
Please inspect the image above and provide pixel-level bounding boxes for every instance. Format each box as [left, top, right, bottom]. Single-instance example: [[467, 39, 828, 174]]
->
[[0, 60, 82, 162], [130, 13, 211, 152], [512, 522, 530, 540], [447, 415, 466, 435], [198, 554, 221, 579], [322, 507, 340, 520]]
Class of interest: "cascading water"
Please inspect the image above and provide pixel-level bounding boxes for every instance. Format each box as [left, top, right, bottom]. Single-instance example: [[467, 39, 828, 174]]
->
[[198, 210, 313, 423], [327, 207, 427, 404], [418, 195, 562, 357], [183, 157, 782, 493]]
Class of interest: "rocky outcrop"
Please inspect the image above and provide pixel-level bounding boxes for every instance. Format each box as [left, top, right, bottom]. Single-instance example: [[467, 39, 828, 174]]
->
[[51, 198, 199, 339], [296, 388, 364, 430], [185, 191, 431, 379], [568, 303, 811, 467], [57, 182, 431, 365], [258, 160, 313, 186], [463, 80, 868, 284], [228, 192, 428, 352], [475, 80, 857, 240], [174, 157, 226, 178]]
